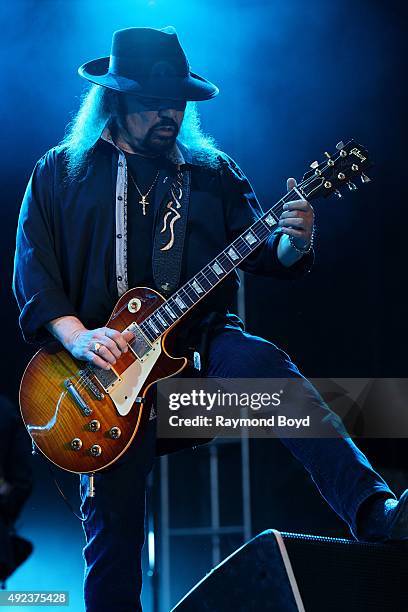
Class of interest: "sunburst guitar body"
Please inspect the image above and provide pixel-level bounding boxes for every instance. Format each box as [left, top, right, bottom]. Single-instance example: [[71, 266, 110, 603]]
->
[[19, 287, 187, 474]]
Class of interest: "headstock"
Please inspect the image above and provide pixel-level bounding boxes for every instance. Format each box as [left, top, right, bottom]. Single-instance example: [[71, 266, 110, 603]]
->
[[299, 140, 372, 201]]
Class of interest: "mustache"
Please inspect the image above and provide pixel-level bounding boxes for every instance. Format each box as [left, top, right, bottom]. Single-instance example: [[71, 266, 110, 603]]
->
[[152, 118, 178, 131]]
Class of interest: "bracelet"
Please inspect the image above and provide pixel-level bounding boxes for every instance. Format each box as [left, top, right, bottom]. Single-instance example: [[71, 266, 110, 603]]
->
[[288, 226, 315, 255]]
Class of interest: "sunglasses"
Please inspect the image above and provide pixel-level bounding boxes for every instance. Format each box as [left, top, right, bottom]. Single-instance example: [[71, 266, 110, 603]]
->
[[123, 96, 187, 112]]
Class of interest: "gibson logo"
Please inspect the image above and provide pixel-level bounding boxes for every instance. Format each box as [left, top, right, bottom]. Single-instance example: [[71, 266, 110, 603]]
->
[[349, 147, 366, 162]]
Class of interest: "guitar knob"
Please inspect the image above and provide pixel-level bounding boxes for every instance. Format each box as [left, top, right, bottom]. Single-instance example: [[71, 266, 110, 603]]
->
[[90, 444, 102, 457], [70, 438, 82, 451], [89, 419, 101, 432], [109, 426, 121, 440], [347, 181, 357, 191], [334, 190, 342, 199]]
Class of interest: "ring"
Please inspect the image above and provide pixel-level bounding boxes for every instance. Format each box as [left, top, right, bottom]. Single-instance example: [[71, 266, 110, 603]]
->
[[93, 342, 102, 354]]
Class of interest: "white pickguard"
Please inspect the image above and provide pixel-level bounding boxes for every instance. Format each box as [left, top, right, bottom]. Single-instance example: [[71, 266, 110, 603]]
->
[[109, 339, 161, 416]]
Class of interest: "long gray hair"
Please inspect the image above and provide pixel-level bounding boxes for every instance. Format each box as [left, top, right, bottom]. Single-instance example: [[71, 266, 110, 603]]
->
[[60, 84, 220, 180]]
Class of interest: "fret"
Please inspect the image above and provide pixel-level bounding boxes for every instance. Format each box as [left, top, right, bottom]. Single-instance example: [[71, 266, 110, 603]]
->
[[140, 322, 155, 342], [252, 221, 271, 241], [218, 253, 234, 272], [243, 230, 258, 246], [147, 317, 161, 335], [179, 287, 195, 305], [155, 312, 169, 328], [157, 307, 173, 326], [167, 297, 184, 317], [183, 283, 200, 302], [259, 218, 274, 233], [225, 245, 240, 263], [233, 236, 251, 257], [263, 211, 278, 228], [191, 279, 204, 295], [164, 303, 177, 320], [196, 271, 212, 291], [202, 266, 218, 285], [210, 260, 225, 277], [173, 294, 188, 311]]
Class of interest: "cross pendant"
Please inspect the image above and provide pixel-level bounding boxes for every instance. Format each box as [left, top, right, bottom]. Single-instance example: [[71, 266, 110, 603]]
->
[[139, 196, 148, 215]]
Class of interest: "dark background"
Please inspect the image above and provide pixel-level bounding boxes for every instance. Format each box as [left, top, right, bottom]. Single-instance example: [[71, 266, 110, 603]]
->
[[0, 0, 406, 609]]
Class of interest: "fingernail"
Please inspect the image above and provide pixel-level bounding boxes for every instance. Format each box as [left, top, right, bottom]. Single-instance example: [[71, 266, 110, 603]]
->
[[283, 204, 288, 210]]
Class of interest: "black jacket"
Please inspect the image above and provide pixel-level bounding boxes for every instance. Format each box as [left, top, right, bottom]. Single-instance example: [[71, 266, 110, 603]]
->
[[13, 136, 313, 349]]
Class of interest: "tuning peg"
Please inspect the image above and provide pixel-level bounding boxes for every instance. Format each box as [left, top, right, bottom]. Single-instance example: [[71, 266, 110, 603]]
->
[[324, 152, 331, 159], [361, 173, 371, 183], [310, 160, 319, 169], [347, 181, 357, 191], [334, 190, 342, 199], [336, 141, 345, 150]]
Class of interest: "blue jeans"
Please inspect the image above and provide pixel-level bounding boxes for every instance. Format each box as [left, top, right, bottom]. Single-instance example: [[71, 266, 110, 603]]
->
[[80, 327, 394, 611]]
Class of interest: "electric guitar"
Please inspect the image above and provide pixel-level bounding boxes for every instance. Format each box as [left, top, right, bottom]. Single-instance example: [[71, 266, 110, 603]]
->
[[19, 140, 372, 474]]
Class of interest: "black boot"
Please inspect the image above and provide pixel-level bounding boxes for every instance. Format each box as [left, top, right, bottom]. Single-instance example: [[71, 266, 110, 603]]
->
[[356, 489, 408, 542]]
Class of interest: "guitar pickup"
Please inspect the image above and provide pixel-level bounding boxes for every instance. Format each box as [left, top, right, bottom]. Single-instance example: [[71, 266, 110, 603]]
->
[[90, 365, 121, 392], [127, 322, 153, 362]]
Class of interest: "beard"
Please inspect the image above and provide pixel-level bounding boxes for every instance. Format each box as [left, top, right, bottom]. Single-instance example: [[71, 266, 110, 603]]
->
[[140, 120, 179, 155]]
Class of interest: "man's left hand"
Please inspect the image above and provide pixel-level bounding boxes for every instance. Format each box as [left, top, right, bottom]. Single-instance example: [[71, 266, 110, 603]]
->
[[278, 177, 314, 251]]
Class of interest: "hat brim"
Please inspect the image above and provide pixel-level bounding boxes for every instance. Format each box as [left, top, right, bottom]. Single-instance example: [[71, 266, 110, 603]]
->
[[78, 56, 219, 101]]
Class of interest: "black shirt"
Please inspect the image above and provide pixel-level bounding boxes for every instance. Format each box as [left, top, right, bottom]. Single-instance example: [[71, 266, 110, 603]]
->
[[125, 151, 163, 288]]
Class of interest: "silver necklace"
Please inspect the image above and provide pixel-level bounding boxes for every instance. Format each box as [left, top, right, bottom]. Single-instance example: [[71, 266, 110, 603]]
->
[[128, 169, 160, 215]]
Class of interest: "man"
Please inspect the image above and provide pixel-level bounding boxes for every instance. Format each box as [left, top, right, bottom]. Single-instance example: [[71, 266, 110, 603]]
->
[[13, 27, 408, 612]]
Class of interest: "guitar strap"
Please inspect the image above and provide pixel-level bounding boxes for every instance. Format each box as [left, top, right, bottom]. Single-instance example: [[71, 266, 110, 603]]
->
[[152, 167, 191, 297], [101, 126, 192, 300]]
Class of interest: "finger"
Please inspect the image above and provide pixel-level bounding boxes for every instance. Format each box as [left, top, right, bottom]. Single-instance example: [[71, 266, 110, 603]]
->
[[279, 217, 306, 228], [287, 177, 297, 192], [123, 330, 135, 342], [283, 200, 310, 211], [280, 227, 305, 238], [95, 343, 117, 364], [280, 209, 306, 219], [99, 336, 122, 359], [87, 351, 111, 370], [104, 328, 129, 353]]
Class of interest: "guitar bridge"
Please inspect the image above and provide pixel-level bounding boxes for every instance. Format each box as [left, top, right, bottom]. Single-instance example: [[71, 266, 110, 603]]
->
[[64, 379, 92, 416], [79, 370, 105, 400]]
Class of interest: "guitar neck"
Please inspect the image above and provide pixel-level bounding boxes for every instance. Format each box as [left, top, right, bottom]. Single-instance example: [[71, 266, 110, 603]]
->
[[138, 186, 304, 343], [132, 138, 372, 344]]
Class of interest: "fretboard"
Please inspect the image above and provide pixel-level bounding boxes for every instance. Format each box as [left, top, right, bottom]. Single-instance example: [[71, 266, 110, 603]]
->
[[138, 186, 304, 343]]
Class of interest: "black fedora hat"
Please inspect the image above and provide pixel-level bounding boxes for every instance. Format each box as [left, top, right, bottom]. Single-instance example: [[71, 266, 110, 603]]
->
[[78, 26, 219, 101]]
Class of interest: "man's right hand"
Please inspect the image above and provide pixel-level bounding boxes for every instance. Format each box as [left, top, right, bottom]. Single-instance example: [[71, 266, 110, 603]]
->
[[46, 316, 134, 370], [67, 327, 135, 370]]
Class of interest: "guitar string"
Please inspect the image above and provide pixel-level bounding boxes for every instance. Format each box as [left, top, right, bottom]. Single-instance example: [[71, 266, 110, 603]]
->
[[70, 152, 348, 394]]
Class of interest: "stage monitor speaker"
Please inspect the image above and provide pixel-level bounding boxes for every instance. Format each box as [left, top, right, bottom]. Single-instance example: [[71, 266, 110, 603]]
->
[[171, 530, 408, 612]]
